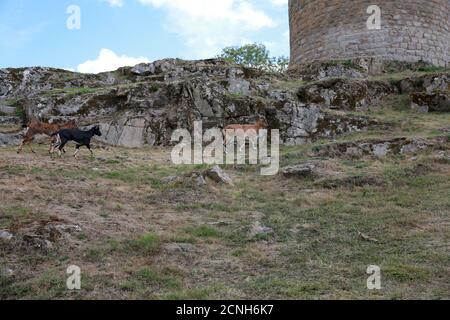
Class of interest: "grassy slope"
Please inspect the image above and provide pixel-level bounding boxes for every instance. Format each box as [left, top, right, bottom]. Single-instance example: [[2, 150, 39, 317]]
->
[[0, 79, 449, 300]]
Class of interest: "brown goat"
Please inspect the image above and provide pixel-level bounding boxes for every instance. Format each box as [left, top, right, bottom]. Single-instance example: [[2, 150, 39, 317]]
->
[[17, 119, 77, 154], [223, 118, 268, 152]]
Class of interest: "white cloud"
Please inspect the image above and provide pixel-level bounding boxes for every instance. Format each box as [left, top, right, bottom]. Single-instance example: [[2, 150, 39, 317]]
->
[[270, 0, 288, 6], [77, 48, 150, 74], [138, 0, 276, 58], [104, 0, 124, 7]]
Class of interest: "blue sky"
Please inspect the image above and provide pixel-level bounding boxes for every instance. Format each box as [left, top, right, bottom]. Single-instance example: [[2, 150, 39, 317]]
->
[[0, 0, 289, 73]]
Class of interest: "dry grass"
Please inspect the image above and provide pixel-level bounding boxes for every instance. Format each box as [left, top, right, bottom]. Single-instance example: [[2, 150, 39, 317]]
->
[[1, 106, 449, 300]]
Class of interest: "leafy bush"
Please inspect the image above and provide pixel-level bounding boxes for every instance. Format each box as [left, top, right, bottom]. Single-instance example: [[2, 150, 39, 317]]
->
[[218, 43, 289, 73]]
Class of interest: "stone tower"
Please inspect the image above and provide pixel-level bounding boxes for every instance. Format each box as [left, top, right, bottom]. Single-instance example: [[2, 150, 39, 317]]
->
[[289, 0, 450, 69]]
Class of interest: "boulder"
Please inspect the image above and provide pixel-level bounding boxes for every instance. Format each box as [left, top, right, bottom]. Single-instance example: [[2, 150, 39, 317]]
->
[[163, 243, 196, 254], [0, 230, 14, 242], [282, 163, 316, 178], [249, 221, 274, 238], [117, 118, 147, 147], [398, 73, 449, 94], [130, 63, 156, 76], [296, 78, 395, 110], [411, 91, 450, 113], [205, 166, 234, 185], [0, 131, 23, 146], [292, 60, 367, 81]]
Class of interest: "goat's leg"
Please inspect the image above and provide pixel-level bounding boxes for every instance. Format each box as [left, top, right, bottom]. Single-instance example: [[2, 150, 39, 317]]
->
[[17, 133, 33, 154], [58, 141, 67, 158], [18, 137, 35, 154], [49, 136, 57, 154], [50, 135, 60, 156], [17, 141, 25, 154], [17, 129, 30, 154], [74, 144, 81, 158], [28, 142, 36, 154], [87, 144, 94, 158]]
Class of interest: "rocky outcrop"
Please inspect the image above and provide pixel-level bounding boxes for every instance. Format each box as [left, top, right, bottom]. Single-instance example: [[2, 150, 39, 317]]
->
[[397, 73, 449, 94], [282, 162, 316, 178], [291, 60, 367, 81], [313, 137, 448, 159], [0, 131, 24, 146], [411, 91, 450, 113], [393, 73, 450, 113], [0, 59, 384, 148], [1, 221, 83, 253], [1, 59, 447, 148], [296, 78, 395, 111]]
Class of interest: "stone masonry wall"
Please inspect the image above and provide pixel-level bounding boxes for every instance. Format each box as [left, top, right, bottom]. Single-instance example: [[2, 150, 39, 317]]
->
[[289, 0, 450, 68]]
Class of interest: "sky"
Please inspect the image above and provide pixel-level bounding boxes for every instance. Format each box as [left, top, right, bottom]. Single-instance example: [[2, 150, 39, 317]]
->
[[0, 0, 289, 73]]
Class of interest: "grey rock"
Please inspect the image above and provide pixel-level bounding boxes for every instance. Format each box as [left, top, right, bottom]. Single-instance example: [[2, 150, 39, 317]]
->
[[282, 163, 316, 178], [0, 230, 14, 242], [161, 176, 181, 184], [400, 139, 431, 154], [297, 78, 395, 111], [0, 131, 23, 146], [295, 61, 367, 81], [22, 234, 53, 251], [228, 78, 250, 95], [205, 166, 233, 185], [131, 63, 156, 76], [0, 116, 22, 125], [0, 105, 16, 114], [411, 102, 429, 113], [314, 137, 438, 159], [117, 118, 146, 148], [51, 224, 82, 234], [164, 243, 195, 254], [250, 221, 274, 237], [373, 143, 390, 158], [411, 91, 450, 113], [194, 174, 207, 187]]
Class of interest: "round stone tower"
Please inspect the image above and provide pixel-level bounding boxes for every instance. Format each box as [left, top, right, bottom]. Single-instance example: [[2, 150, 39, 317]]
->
[[289, 0, 450, 69]]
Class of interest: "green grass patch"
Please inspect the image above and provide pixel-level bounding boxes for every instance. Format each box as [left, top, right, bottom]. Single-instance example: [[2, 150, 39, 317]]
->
[[129, 232, 161, 255], [44, 87, 100, 97], [135, 267, 182, 289], [0, 274, 31, 299], [248, 276, 325, 299], [185, 225, 220, 238], [384, 263, 431, 282]]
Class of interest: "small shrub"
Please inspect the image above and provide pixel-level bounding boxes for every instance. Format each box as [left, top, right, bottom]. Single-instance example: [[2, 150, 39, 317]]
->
[[129, 232, 161, 254]]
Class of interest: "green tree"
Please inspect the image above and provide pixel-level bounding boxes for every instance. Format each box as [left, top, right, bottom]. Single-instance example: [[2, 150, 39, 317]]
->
[[218, 43, 289, 73]]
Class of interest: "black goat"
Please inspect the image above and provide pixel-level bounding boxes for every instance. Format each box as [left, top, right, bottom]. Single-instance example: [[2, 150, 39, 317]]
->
[[51, 125, 102, 158]]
